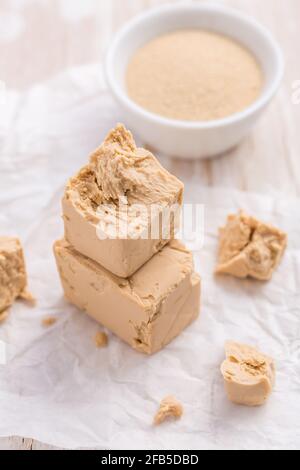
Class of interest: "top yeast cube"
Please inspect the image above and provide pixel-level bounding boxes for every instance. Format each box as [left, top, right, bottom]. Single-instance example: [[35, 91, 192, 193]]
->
[[62, 124, 184, 277]]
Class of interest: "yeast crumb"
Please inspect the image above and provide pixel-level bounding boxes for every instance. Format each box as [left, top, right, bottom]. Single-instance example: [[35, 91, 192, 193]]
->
[[0, 310, 9, 324], [20, 290, 37, 306], [95, 331, 109, 348], [154, 396, 183, 425], [42, 316, 57, 327]]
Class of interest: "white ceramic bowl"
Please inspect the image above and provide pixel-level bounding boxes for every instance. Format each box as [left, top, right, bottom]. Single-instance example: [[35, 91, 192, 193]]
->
[[105, 2, 284, 159]]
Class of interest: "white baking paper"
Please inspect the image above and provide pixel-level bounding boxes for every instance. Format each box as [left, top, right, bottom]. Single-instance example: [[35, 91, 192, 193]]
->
[[0, 64, 299, 450]]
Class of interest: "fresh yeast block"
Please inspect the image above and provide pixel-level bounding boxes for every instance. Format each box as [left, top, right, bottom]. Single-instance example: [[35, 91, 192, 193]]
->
[[62, 124, 184, 277], [54, 239, 201, 355]]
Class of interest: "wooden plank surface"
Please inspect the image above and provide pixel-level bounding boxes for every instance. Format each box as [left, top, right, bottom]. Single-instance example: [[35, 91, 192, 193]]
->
[[0, 0, 299, 450]]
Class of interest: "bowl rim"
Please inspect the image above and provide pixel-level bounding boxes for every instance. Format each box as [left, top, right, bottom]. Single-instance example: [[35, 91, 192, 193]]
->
[[105, 1, 284, 130]]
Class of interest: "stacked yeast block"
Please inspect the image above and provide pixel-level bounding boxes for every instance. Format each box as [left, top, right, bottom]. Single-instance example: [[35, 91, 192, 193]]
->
[[54, 124, 201, 354]]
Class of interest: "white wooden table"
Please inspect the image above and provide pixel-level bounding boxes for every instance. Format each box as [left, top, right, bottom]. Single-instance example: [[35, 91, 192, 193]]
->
[[0, 0, 299, 450]]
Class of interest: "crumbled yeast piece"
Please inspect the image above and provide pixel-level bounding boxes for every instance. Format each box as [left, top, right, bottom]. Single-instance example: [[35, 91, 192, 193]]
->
[[154, 396, 183, 425], [221, 341, 275, 407], [0, 310, 9, 324], [94, 331, 109, 348], [42, 316, 57, 327], [19, 290, 36, 306], [215, 211, 287, 281], [0, 237, 30, 314]]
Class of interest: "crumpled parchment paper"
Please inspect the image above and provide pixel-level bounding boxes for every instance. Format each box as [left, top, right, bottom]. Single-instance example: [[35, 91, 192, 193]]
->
[[0, 64, 299, 450]]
